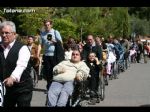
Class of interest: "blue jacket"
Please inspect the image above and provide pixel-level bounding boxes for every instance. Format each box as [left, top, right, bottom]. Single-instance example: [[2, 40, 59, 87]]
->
[[113, 43, 124, 60]]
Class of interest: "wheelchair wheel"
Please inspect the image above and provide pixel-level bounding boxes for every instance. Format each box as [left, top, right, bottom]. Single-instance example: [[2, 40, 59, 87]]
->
[[30, 67, 38, 87], [103, 67, 109, 86], [98, 72, 105, 101], [104, 75, 109, 86], [117, 62, 120, 75], [124, 59, 128, 70], [112, 62, 118, 79]]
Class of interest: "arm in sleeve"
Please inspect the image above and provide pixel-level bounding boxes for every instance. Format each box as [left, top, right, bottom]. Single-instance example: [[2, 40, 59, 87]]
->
[[97, 45, 102, 60], [76, 62, 90, 81], [82, 45, 88, 61], [55, 30, 62, 43], [53, 61, 66, 75], [11, 46, 31, 82]]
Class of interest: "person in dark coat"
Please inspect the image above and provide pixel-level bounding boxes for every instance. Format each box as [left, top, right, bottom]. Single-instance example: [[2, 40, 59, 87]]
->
[[85, 52, 102, 105], [136, 40, 143, 63], [82, 34, 102, 61]]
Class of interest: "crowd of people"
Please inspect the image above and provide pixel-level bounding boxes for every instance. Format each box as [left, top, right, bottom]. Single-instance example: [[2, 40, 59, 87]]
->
[[0, 19, 150, 107]]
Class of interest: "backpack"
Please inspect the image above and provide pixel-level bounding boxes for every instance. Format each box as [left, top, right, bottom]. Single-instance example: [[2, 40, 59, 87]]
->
[[0, 81, 6, 107]]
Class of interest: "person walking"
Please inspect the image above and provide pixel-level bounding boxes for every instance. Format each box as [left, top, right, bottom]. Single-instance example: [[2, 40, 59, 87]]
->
[[38, 19, 64, 90], [143, 41, 149, 63], [27, 35, 40, 84], [135, 40, 143, 63], [0, 21, 33, 107]]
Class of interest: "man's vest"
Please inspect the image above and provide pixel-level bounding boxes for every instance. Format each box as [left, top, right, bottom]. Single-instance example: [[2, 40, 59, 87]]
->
[[0, 41, 31, 82]]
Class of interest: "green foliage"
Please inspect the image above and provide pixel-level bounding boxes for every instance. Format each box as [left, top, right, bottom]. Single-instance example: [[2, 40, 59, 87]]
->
[[16, 7, 52, 35], [53, 18, 78, 42], [129, 7, 150, 35], [110, 7, 130, 37], [1, 7, 149, 41], [0, 8, 4, 16], [67, 7, 103, 38], [130, 15, 150, 36], [134, 19, 149, 35], [129, 7, 150, 21]]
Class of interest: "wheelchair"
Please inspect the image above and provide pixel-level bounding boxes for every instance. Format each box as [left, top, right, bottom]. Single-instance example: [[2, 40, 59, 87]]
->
[[0, 81, 6, 107], [68, 79, 89, 107], [68, 68, 106, 107]]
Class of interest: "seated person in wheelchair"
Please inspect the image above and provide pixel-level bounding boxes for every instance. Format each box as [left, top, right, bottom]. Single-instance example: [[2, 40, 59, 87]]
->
[[47, 50, 90, 107], [85, 52, 102, 104], [129, 46, 137, 63], [106, 45, 117, 80]]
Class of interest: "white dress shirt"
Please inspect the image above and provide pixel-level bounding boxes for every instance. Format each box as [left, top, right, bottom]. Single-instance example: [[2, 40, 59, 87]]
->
[[3, 40, 31, 82], [0, 36, 2, 42]]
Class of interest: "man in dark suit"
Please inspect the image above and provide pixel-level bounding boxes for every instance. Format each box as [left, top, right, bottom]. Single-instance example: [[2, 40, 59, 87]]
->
[[82, 34, 102, 61], [0, 21, 33, 107]]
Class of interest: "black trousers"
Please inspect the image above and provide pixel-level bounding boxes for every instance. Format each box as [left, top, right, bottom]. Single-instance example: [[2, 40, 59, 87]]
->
[[3, 78, 33, 107], [43, 55, 57, 90], [136, 52, 141, 63], [4, 91, 32, 107], [88, 74, 99, 98]]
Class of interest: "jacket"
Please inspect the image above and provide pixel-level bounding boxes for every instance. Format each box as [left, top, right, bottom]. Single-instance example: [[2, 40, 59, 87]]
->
[[52, 60, 90, 82]]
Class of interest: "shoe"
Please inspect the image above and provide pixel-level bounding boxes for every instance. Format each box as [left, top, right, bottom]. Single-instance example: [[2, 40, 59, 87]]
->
[[96, 98, 100, 103], [88, 98, 96, 105]]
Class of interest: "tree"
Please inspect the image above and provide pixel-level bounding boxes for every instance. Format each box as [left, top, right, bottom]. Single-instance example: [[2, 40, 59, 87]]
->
[[122, 8, 130, 38], [108, 7, 130, 38], [67, 7, 103, 40], [2, 7, 147, 40], [16, 7, 53, 35], [128, 7, 150, 35], [53, 18, 78, 42]]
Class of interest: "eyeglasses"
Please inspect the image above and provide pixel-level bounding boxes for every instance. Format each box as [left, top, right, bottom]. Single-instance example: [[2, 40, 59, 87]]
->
[[0, 32, 13, 36]]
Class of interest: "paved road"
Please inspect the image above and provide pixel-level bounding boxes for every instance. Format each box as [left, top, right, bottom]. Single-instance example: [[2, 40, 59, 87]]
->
[[31, 79, 47, 107], [31, 59, 150, 107]]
